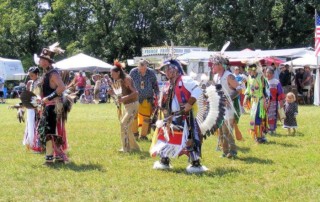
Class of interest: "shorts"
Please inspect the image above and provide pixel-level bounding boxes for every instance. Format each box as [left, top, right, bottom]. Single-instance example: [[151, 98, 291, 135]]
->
[[0, 91, 3, 97]]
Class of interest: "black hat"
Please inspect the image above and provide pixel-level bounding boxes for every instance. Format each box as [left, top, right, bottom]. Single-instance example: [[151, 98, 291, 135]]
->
[[38, 42, 64, 63]]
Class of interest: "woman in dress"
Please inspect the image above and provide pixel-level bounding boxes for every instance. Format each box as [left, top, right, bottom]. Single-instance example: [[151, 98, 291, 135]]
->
[[23, 66, 42, 152], [266, 67, 285, 134]]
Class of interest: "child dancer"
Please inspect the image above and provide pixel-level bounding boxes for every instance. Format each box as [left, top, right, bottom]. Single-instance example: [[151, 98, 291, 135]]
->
[[283, 92, 298, 135]]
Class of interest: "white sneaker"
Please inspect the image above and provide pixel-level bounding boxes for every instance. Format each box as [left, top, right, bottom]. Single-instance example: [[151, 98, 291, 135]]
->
[[186, 164, 209, 174], [153, 161, 172, 170]]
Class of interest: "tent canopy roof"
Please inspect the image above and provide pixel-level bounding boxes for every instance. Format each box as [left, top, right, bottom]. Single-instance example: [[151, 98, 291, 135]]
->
[[282, 54, 319, 68], [55, 53, 113, 72], [177, 47, 314, 62]]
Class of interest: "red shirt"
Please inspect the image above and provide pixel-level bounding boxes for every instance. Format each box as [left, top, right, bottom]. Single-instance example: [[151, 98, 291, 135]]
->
[[76, 76, 86, 88]]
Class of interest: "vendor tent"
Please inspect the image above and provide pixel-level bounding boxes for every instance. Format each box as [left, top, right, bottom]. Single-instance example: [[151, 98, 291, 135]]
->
[[55, 53, 113, 72], [282, 54, 318, 68], [177, 47, 313, 62]]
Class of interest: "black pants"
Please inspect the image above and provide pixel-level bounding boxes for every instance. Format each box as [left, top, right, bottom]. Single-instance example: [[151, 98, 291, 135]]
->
[[45, 105, 57, 135]]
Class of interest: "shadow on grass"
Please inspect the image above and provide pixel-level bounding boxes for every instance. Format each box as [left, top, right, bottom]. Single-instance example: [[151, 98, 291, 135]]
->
[[169, 167, 241, 177], [237, 156, 274, 165], [271, 132, 305, 137], [237, 146, 250, 154], [266, 140, 299, 148], [45, 162, 106, 172], [137, 151, 153, 160]]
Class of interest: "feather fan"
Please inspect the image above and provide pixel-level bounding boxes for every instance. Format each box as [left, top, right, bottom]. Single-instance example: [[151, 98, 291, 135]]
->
[[20, 91, 39, 109], [196, 84, 225, 138]]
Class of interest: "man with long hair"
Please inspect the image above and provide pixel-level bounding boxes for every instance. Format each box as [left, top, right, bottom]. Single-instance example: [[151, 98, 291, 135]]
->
[[109, 61, 140, 152]]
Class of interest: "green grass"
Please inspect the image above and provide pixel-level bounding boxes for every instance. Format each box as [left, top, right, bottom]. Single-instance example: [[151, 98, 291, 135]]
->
[[0, 99, 319, 201]]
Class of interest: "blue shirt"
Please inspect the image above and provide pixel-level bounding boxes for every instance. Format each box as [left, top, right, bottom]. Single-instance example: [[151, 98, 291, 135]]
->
[[129, 68, 159, 103]]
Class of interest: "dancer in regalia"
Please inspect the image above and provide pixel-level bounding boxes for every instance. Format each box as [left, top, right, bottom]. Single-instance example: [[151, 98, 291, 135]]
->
[[212, 55, 242, 158], [150, 59, 208, 173], [23, 66, 42, 152], [37, 43, 70, 165], [244, 64, 269, 143], [108, 61, 140, 152], [266, 67, 285, 134]]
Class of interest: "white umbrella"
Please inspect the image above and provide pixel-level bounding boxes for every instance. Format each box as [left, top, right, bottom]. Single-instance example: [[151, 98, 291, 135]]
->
[[55, 53, 113, 72]]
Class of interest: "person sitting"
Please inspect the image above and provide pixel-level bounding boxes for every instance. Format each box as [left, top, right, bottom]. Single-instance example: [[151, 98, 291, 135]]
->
[[79, 88, 94, 104]]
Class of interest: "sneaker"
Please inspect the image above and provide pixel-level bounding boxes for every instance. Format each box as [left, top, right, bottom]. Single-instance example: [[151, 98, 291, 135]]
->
[[139, 136, 148, 141], [220, 153, 227, 158], [44, 155, 54, 166], [256, 137, 267, 144], [153, 157, 172, 170], [186, 160, 208, 173], [55, 156, 64, 163], [133, 133, 139, 140], [191, 160, 201, 167], [226, 151, 237, 158]]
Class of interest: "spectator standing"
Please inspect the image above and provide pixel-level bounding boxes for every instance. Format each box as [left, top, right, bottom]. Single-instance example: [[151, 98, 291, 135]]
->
[[129, 59, 159, 140], [0, 75, 5, 103], [279, 64, 291, 94], [295, 68, 304, 95], [301, 65, 312, 104], [75, 71, 87, 98], [271, 63, 280, 80]]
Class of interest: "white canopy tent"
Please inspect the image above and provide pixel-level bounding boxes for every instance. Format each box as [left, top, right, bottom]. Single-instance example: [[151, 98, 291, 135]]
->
[[177, 47, 313, 62], [282, 54, 318, 69], [281, 52, 320, 106], [55, 53, 113, 72]]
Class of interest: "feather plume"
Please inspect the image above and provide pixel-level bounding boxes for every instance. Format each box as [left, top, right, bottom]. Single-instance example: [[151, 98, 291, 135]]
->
[[114, 60, 124, 69], [220, 41, 230, 54], [48, 42, 65, 54], [33, 53, 40, 65], [17, 108, 25, 123]]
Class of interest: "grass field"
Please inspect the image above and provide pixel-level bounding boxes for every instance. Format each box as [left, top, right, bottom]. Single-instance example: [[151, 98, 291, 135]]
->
[[0, 99, 319, 201]]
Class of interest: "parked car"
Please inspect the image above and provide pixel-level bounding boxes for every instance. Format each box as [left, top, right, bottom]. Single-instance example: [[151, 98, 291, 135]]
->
[[10, 86, 26, 98]]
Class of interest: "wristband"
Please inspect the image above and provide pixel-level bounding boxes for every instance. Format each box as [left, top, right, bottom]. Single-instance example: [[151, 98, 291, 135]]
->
[[47, 91, 59, 101]]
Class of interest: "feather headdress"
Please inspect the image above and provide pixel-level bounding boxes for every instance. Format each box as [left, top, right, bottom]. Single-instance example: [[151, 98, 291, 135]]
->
[[38, 42, 64, 63], [210, 41, 231, 69], [114, 59, 125, 69], [156, 41, 185, 75]]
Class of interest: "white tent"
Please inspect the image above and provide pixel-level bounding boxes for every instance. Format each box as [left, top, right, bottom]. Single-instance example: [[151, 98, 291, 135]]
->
[[177, 47, 313, 62], [282, 54, 318, 69], [55, 53, 113, 72], [0, 57, 25, 80]]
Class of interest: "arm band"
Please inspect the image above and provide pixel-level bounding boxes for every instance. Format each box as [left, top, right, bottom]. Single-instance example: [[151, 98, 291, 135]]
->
[[47, 91, 59, 101]]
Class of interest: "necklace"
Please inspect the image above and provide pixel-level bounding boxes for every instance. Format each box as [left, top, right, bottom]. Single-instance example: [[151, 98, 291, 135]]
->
[[139, 71, 146, 90]]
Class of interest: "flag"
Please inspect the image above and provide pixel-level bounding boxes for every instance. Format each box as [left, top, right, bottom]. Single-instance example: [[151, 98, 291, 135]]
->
[[315, 11, 320, 56]]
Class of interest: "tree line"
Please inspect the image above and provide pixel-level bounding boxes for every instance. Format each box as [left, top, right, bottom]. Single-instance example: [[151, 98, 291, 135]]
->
[[0, 0, 319, 70]]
